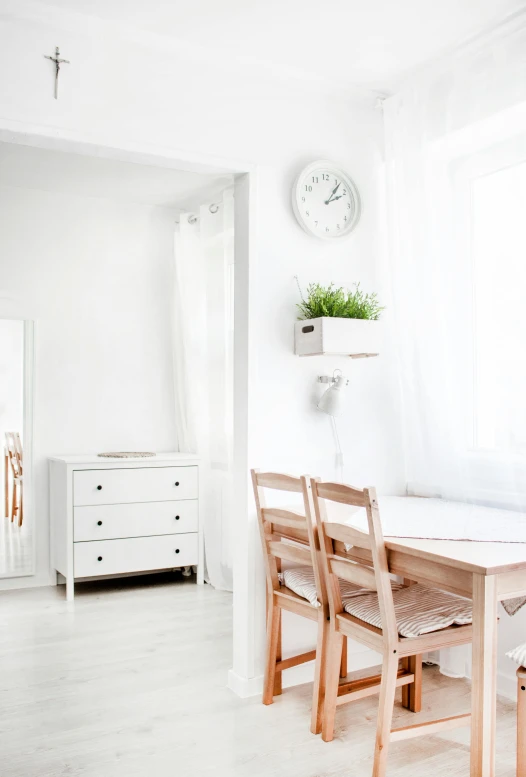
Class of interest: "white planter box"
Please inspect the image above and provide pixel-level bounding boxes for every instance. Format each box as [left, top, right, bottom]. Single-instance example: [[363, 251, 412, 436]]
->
[[294, 317, 381, 357]]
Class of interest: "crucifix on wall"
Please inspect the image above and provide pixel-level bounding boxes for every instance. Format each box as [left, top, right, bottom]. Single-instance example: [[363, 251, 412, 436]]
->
[[44, 46, 70, 100]]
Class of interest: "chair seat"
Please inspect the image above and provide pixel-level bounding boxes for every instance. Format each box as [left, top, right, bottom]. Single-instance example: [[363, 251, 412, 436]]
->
[[507, 642, 526, 668], [279, 566, 402, 608], [344, 583, 473, 639]]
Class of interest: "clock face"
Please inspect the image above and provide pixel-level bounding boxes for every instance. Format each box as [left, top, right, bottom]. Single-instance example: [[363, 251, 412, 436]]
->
[[292, 160, 361, 240]]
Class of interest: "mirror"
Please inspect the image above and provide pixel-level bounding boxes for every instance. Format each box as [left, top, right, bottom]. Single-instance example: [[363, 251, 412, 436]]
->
[[0, 319, 33, 577]]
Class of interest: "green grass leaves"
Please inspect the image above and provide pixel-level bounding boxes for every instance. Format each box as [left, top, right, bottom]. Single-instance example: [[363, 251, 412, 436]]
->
[[297, 282, 383, 321]]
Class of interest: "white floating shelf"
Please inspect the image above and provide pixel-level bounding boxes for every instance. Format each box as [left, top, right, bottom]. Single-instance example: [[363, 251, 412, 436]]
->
[[294, 317, 381, 357]]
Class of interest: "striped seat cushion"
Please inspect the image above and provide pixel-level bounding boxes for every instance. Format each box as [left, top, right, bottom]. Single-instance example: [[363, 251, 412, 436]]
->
[[344, 583, 472, 638], [506, 642, 526, 668], [278, 567, 401, 608]]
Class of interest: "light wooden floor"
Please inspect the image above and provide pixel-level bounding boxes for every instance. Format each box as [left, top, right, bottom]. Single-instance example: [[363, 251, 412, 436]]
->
[[0, 574, 518, 776], [0, 515, 32, 577]]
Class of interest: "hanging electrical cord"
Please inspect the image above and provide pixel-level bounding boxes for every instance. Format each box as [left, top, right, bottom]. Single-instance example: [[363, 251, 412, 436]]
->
[[331, 415, 345, 482]]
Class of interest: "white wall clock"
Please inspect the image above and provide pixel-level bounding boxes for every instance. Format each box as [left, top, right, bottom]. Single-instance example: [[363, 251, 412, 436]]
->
[[292, 160, 361, 241]]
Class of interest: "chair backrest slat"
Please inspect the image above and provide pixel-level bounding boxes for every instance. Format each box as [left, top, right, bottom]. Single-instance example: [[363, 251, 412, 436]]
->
[[328, 556, 377, 591], [311, 477, 399, 648], [271, 527, 310, 545], [261, 507, 307, 531], [251, 470, 327, 608], [316, 481, 366, 507], [324, 521, 371, 550], [269, 540, 312, 566], [333, 540, 374, 566], [256, 472, 304, 492]]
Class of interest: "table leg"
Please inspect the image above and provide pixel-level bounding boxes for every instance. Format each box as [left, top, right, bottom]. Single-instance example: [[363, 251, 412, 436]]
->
[[471, 574, 498, 777]]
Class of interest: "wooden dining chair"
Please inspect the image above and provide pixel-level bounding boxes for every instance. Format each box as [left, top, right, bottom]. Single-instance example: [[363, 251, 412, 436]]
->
[[4, 432, 23, 527], [251, 469, 350, 734], [505, 642, 526, 775], [310, 478, 475, 776]]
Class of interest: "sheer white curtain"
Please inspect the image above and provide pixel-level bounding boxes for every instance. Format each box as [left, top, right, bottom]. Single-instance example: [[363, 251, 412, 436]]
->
[[172, 188, 234, 591], [384, 14, 526, 676]]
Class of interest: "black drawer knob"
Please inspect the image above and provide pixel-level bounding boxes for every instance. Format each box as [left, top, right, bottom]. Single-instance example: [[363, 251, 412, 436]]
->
[[175, 549, 180, 554], [174, 481, 180, 487], [97, 485, 102, 491], [175, 515, 180, 521], [97, 556, 103, 561], [97, 521, 102, 526]]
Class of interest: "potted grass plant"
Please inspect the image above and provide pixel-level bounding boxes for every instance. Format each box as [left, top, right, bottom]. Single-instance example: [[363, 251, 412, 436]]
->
[[294, 281, 384, 357]]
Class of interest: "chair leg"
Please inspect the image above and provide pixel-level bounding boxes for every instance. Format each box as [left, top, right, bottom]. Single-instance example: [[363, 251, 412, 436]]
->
[[273, 608, 282, 696], [372, 652, 399, 777], [340, 635, 348, 679], [262, 602, 281, 705], [311, 613, 329, 735], [518, 668, 526, 776], [321, 628, 343, 742], [402, 654, 422, 712], [18, 482, 23, 528], [11, 481, 17, 522]]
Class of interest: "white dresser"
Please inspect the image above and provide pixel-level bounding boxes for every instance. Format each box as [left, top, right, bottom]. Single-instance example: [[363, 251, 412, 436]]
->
[[49, 453, 202, 600]]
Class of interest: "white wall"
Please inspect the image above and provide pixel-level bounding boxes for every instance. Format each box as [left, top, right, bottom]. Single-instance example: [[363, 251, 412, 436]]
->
[[0, 183, 177, 585], [0, 3, 405, 685]]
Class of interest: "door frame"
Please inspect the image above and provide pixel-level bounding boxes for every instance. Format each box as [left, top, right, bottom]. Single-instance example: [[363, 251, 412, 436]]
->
[[0, 121, 260, 692]]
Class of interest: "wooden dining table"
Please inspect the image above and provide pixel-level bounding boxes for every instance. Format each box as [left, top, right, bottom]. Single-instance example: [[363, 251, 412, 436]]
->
[[321, 494, 526, 777], [379, 533, 526, 777]]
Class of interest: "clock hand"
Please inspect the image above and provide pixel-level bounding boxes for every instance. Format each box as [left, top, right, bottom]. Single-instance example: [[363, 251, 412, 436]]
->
[[324, 181, 341, 205], [330, 194, 344, 202]]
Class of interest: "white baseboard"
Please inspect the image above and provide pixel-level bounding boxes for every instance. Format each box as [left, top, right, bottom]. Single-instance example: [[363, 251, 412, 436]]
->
[[227, 669, 263, 698]]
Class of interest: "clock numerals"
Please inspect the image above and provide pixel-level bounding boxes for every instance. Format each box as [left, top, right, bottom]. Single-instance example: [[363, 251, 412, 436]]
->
[[294, 163, 360, 238]]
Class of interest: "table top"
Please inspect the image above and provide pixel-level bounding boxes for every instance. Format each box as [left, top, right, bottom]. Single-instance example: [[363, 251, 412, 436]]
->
[[384, 535, 526, 576], [327, 495, 526, 577]]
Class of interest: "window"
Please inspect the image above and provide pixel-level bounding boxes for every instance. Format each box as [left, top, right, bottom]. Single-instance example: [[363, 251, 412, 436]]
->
[[471, 159, 526, 453]]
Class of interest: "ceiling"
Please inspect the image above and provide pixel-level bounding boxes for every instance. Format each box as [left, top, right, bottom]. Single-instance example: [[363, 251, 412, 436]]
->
[[0, 143, 232, 209], [28, 0, 525, 90]]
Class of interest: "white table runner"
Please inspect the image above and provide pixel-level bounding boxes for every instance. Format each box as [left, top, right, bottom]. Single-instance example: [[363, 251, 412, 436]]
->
[[329, 495, 526, 615], [332, 495, 526, 543]]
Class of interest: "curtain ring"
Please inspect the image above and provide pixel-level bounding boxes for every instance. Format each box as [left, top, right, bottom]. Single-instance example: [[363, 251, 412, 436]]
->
[[209, 203, 220, 214], [187, 214, 198, 225]]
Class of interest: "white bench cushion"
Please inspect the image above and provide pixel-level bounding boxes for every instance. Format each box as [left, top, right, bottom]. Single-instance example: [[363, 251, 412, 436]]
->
[[506, 642, 526, 668], [344, 583, 472, 638]]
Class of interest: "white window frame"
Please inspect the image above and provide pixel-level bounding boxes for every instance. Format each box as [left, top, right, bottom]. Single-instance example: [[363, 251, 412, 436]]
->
[[446, 126, 526, 505]]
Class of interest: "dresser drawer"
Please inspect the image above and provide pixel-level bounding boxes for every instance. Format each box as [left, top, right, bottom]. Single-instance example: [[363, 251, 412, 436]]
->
[[73, 500, 198, 542], [74, 533, 198, 578], [73, 466, 198, 506]]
